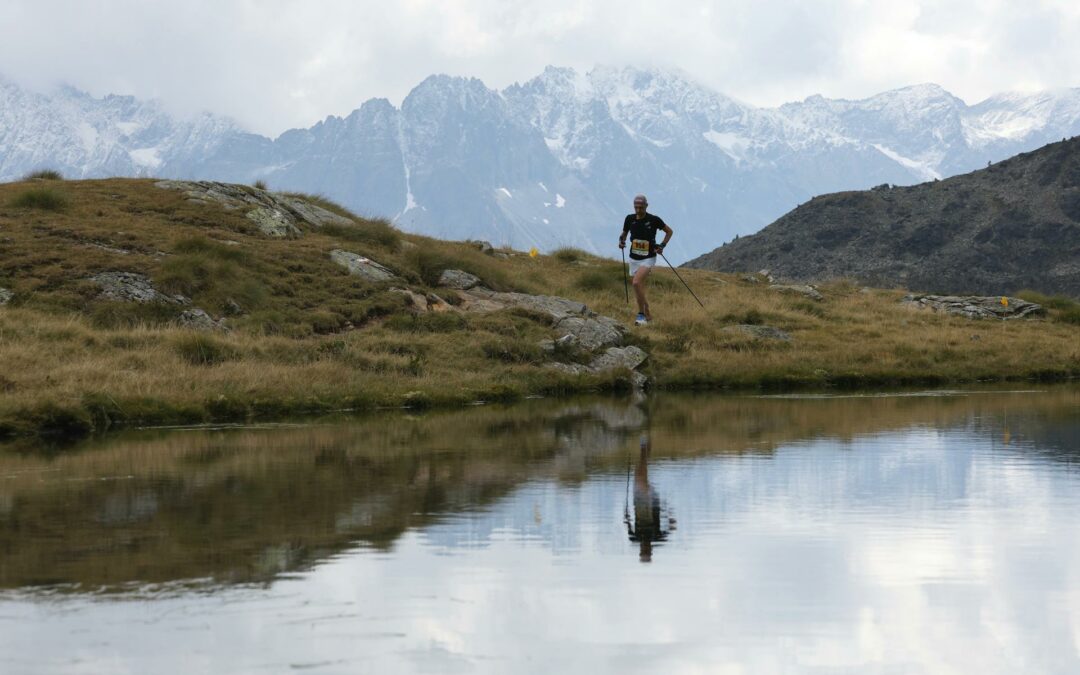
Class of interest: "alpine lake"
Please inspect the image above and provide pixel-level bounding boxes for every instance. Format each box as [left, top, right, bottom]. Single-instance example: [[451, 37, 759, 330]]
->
[[1, 385, 1079, 674]]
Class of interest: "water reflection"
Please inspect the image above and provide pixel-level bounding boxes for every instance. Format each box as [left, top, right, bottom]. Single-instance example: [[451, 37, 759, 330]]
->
[[625, 432, 675, 563], [1, 387, 1080, 673]]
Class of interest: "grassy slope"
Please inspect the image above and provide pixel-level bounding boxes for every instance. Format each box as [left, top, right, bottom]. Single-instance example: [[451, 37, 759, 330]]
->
[[0, 177, 1078, 438]]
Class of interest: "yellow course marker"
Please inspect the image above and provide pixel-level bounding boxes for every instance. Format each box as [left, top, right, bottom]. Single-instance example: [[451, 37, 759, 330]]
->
[[529, 247, 539, 258]]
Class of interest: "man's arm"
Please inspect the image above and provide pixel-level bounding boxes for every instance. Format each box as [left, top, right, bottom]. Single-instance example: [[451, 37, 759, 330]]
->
[[655, 224, 673, 254], [619, 220, 629, 248]]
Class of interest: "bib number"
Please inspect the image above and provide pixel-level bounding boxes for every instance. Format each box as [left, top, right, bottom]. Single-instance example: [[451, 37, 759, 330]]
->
[[630, 239, 650, 256]]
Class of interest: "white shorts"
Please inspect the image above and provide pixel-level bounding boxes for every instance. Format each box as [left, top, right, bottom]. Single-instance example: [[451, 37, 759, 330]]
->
[[628, 256, 656, 276]]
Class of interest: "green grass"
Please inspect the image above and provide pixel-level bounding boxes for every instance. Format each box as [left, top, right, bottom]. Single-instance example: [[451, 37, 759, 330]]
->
[[23, 169, 63, 181], [10, 187, 68, 210]]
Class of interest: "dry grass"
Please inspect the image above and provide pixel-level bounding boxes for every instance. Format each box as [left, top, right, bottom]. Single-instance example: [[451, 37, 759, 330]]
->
[[0, 177, 1077, 438]]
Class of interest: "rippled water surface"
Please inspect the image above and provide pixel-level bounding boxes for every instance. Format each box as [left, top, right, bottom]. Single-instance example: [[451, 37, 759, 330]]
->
[[2, 387, 1079, 674]]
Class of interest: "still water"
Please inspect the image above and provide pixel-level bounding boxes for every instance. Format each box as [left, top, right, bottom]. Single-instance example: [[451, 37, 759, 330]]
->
[[1, 387, 1079, 674]]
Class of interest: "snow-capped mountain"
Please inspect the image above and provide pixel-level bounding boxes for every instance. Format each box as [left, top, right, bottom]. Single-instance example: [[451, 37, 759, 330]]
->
[[3, 68, 1080, 262]]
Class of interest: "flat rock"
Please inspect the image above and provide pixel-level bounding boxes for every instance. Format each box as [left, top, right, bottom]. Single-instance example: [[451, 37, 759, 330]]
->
[[770, 284, 823, 301], [0, 288, 12, 305], [89, 272, 188, 304], [330, 249, 397, 282], [391, 288, 432, 312], [900, 294, 1043, 320], [463, 289, 588, 321], [723, 324, 793, 341], [177, 308, 228, 332], [438, 269, 481, 290]]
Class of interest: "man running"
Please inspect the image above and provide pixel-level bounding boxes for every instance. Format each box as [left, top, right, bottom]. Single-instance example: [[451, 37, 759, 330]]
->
[[619, 194, 673, 326]]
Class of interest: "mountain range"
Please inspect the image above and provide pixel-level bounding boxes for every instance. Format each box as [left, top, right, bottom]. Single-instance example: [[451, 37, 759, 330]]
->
[[3, 67, 1080, 262], [684, 137, 1080, 296]]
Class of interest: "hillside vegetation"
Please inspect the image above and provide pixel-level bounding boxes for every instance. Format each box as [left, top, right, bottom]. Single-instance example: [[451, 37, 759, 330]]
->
[[0, 177, 1078, 439]]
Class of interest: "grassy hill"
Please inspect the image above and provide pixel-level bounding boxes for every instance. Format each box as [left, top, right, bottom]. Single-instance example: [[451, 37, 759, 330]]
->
[[0, 176, 1078, 439], [685, 137, 1080, 297]]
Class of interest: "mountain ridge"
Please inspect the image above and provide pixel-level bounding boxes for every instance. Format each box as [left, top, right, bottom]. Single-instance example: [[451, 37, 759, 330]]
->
[[3, 68, 1080, 261]]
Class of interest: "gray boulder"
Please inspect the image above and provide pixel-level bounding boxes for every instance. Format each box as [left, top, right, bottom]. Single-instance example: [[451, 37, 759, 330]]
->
[[770, 284, 824, 301], [0, 288, 12, 306], [438, 269, 482, 290], [553, 315, 625, 350], [900, 294, 1043, 320], [90, 272, 188, 304], [589, 346, 648, 372], [276, 196, 354, 228], [329, 250, 397, 282], [246, 207, 302, 238], [177, 308, 228, 332]]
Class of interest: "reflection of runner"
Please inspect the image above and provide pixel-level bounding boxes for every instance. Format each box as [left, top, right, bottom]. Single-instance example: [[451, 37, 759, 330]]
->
[[625, 433, 675, 563]]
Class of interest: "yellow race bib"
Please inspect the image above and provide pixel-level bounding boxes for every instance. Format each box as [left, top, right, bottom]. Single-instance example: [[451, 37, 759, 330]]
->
[[630, 239, 650, 256]]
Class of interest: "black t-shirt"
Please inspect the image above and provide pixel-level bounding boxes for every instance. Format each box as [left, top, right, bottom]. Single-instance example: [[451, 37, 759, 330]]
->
[[622, 213, 667, 260]]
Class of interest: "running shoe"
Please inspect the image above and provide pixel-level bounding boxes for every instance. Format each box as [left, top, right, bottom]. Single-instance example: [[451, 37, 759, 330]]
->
[[634, 313, 648, 326]]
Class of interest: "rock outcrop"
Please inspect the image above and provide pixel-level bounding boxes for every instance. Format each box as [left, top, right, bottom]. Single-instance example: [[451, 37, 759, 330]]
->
[[329, 250, 397, 282], [900, 294, 1044, 320], [89, 272, 188, 304], [155, 180, 354, 239], [176, 309, 228, 332], [0, 288, 12, 306], [437, 269, 481, 290], [770, 284, 823, 301]]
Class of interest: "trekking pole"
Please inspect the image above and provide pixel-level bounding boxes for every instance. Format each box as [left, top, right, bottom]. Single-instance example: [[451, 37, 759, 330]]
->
[[659, 251, 705, 308], [620, 246, 630, 304]]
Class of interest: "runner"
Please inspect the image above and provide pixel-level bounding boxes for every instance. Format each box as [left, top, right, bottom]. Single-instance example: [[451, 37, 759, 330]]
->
[[618, 194, 673, 325]]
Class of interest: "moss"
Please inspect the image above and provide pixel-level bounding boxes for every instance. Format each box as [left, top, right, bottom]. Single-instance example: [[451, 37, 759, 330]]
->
[[10, 188, 68, 210]]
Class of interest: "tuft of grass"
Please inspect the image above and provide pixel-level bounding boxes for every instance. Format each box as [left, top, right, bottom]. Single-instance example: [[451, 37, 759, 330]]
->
[[253, 179, 268, 191], [1016, 289, 1079, 311], [1058, 307, 1080, 325], [24, 169, 64, 181], [320, 219, 400, 251], [552, 247, 590, 263], [481, 337, 545, 364], [10, 188, 68, 211], [384, 312, 468, 333], [174, 334, 239, 366]]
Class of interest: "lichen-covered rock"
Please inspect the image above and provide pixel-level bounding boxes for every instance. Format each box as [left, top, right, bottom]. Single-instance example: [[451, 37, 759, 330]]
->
[[156, 180, 360, 238], [177, 309, 228, 332], [770, 284, 824, 301], [246, 207, 301, 238], [391, 288, 431, 312], [553, 315, 625, 350], [588, 346, 648, 372], [900, 294, 1043, 320], [89, 272, 188, 304], [275, 196, 353, 228], [0, 288, 12, 306], [329, 250, 397, 282], [437, 269, 481, 290], [723, 324, 793, 341]]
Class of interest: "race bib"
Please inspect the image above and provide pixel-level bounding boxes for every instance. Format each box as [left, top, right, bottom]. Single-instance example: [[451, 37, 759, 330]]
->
[[630, 239, 650, 256]]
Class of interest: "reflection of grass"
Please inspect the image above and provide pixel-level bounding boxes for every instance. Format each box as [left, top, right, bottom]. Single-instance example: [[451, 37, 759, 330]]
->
[[0, 177, 1078, 439], [2, 388, 1076, 590]]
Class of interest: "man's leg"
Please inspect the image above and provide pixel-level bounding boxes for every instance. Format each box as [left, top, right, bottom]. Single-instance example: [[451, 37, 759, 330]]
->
[[632, 266, 652, 320]]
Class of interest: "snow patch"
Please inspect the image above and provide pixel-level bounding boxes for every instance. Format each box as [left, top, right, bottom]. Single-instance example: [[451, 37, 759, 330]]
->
[[542, 218, 549, 224], [538, 181, 548, 192], [498, 187, 512, 198], [115, 122, 140, 136], [129, 147, 162, 169], [703, 130, 750, 161], [75, 122, 98, 153], [871, 143, 941, 181], [555, 193, 566, 208]]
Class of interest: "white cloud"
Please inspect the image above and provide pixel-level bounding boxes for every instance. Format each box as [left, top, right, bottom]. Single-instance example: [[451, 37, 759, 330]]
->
[[0, 0, 1078, 135]]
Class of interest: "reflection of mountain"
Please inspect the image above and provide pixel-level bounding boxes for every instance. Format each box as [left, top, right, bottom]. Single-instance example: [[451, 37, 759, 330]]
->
[[0, 388, 1076, 591]]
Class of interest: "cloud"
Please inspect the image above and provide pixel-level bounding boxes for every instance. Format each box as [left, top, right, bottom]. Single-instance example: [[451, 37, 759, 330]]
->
[[0, 0, 1078, 135]]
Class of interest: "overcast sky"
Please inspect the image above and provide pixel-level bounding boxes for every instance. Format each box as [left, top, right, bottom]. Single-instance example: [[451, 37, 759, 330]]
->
[[2, 0, 1079, 136]]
